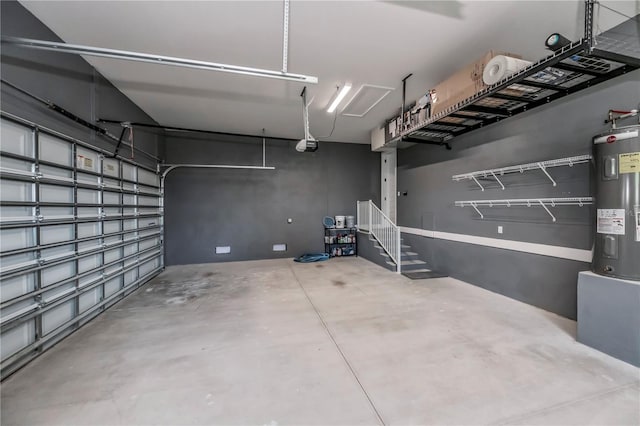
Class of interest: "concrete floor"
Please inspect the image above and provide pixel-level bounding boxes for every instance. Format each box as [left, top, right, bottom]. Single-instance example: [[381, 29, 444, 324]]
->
[[2, 257, 639, 425]]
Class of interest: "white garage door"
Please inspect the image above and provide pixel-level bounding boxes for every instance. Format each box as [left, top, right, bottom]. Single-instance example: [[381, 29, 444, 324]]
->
[[0, 115, 164, 378]]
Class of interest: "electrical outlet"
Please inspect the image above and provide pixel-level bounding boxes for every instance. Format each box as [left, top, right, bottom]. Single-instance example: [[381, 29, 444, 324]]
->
[[498, 226, 503, 234]]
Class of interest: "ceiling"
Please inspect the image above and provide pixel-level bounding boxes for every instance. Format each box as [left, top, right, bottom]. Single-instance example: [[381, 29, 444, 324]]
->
[[18, 1, 636, 144]]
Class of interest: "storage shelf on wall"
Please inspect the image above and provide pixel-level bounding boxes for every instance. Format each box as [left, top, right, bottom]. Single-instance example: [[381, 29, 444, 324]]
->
[[452, 154, 592, 190], [455, 197, 593, 222], [387, 12, 640, 147]]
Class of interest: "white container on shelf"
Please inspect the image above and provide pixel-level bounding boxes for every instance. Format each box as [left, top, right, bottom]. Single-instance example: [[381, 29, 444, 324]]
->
[[335, 215, 345, 229], [345, 215, 355, 228]]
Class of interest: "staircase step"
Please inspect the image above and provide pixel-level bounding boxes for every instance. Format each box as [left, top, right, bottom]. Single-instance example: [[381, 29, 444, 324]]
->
[[403, 259, 426, 265], [401, 259, 429, 272], [402, 251, 418, 257], [386, 259, 427, 266]]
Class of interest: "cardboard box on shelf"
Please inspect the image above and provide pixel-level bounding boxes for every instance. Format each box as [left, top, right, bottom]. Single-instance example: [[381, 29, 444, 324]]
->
[[427, 51, 522, 117], [385, 116, 400, 142]]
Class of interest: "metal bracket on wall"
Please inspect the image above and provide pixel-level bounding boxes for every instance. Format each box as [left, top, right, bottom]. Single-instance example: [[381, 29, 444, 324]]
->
[[455, 197, 593, 222]]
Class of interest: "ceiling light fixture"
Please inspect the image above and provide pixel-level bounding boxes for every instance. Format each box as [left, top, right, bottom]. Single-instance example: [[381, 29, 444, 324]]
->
[[327, 83, 352, 113], [1, 36, 318, 84]]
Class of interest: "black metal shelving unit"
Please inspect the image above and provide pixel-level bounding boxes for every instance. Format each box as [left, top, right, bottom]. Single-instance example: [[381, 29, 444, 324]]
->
[[391, 3, 640, 147], [324, 227, 357, 258]]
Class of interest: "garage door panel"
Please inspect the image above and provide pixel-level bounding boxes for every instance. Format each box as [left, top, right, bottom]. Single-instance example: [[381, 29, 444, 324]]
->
[[123, 269, 138, 286], [138, 169, 158, 187], [104, 276, 122, 298], [40, 244, 75, 263], [78, 253, 101, 273], [138, 195, 158, 206], [139, 238, 158, 251], [1, 274, 36, 303], [77, 188, 100, 204], [76, 171, 99, 186], [40, 206, 74, 221], [1, 320, 35, 361], [140, 258, 160, 276], [103, 192, 120, 205], [139, 228, 159, 238], [0, 117, 163, 378], [1, 120, 34, 157], [78, 272, 102, 289], [103, 220, 121, 234], [122, 219, 137, 230], [122, 163, 136, 182], [123, 207, 136, 216], [138, 207, 160, 216], [105, 264, 123, 277], [123, 242, 138, 257], [77, 222, 100, 239], [0, 206, 33, 222], [39, 134, 72, 166], [104, 207, 122, 218], [40, 224, 74, 245], [104, 248, 123, 264], [39, 164, 73, 182], [78, 239, 101, 253], [42, 282, 75, 305], [42, 300, 75, 335], [77, 207, 99, 219], [41, 260, 76, 287], [0, 228, 35, 252], [76, 147, 99, 174], [79, 287, 101, 313], [1, 180, 33, 202], [102, 158, 119, 178], [138, 184, 160, 196], [1, 252, 37, 274], [39, 185, 73, 203]]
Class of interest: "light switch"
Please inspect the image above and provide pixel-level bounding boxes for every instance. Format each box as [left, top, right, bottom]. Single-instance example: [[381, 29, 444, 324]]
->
[[498, 226, 503, 234]]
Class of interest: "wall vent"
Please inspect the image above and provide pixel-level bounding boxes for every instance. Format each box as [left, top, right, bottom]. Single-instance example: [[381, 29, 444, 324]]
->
[[341, 84, 394, 117]]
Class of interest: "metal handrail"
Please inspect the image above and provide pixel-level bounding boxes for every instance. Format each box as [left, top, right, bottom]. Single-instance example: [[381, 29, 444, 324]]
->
[[357, 200, 401, 273]]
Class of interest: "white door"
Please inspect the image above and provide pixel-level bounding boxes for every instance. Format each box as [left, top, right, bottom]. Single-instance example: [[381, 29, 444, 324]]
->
[[381, 149, 396, 222]]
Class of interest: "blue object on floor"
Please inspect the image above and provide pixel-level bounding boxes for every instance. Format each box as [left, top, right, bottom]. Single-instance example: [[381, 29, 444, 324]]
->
[[294, 253, 330, 263]]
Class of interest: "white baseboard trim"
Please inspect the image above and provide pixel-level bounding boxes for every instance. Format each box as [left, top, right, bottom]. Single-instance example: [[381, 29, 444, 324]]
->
[[399, 226, 592, 263]]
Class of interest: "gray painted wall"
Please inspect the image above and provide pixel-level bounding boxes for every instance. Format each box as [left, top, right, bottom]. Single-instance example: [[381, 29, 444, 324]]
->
[[397, 69, 640, 319], [356, 231, 395, 272], [0, 0, 162, 168], [164, 134, 380, 265]]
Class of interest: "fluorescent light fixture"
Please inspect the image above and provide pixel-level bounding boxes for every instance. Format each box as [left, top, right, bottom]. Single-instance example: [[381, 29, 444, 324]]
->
[[327, 83, 352, 113], [1, 36, 318, 84]]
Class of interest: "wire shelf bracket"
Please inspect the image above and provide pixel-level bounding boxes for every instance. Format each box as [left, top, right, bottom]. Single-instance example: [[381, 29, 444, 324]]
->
[[455, 197, 593, 222], [452, 154, 592, 190]]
